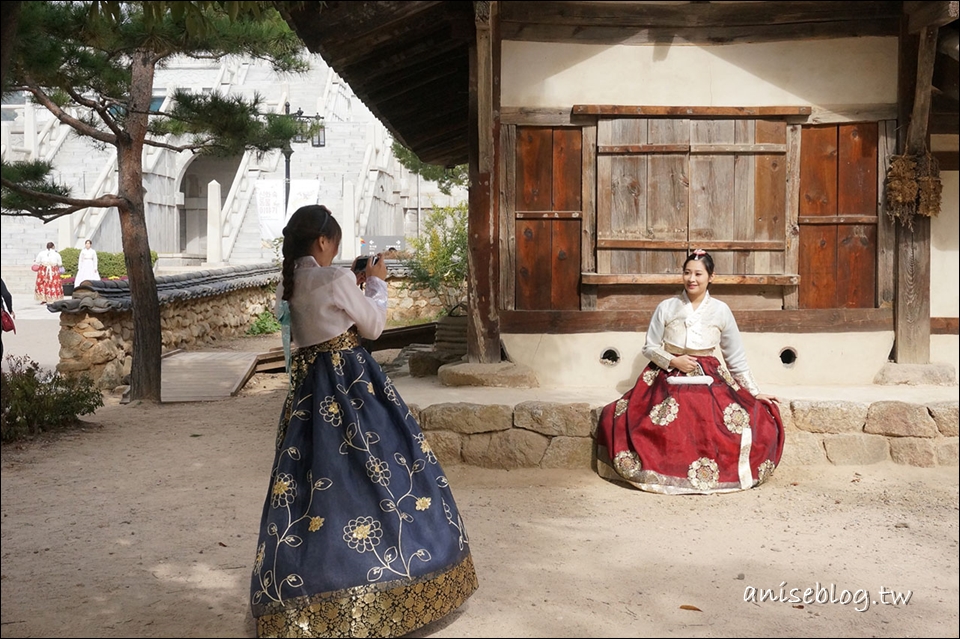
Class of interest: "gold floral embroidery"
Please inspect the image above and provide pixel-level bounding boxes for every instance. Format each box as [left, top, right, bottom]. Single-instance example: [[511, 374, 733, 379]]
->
[[308, 516, 325, 532], [723, 403, 750, 434], [271, 473, 296, 508], [642, 368, 658, 386], [757, 460, 776, 484], [718, 365, 739, 390], [688, 457, 720, 490], [614, 398, 628, 417], [366, 456, 392, 485], [318, 396, 343, 427], [613, 450, 642, 480], [343, 517, 383, 553], [649, 396, 679, 426], [415, 433, 438, 464], [415, 497, 432, 511]]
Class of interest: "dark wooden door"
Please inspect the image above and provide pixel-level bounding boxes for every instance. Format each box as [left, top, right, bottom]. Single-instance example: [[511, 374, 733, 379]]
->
[[514, 127, 582, 310], [798, 123, 878, 309]]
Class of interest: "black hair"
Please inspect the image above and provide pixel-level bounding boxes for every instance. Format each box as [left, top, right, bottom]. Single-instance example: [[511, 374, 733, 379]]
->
[[683, 249, 715, 276], [46, 242, 55, 250], [280, 205, 342, 302]]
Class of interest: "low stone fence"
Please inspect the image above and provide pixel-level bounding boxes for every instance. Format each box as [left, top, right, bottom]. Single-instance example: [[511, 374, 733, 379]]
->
[[50, 264, 280, 389], [406, 399, 959, 470]]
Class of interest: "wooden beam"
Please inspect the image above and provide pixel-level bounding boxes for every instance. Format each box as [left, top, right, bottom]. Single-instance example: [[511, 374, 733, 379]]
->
[[466, 0, 500, 363], [783, 124, 802, 309], [574, 105, 812, 117], [905, 1, 960, 33], [499, 308, 893, 334], [894, 17, 933, 364], [798, 215, 879, 225], [932, 149, 960, 170], [581, 123, 597, 310], [906, 26, 941, 154], [499, 1, 901, 45], [877, 121, 897, 309], [596, 239, 784, 251], [931, 317, 960, 334], [582, 273, 800, 286]]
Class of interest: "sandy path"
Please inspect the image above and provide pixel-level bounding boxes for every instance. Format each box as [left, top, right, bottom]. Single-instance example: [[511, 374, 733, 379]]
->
[[1, 371, 958, 638]]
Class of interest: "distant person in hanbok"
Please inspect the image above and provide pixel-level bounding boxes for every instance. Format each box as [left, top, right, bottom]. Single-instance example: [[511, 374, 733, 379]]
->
[[33, 242, 64, 304], [74, 239, 101, 285], [595, 249, 785, 494], [250, 204, 478, 637]]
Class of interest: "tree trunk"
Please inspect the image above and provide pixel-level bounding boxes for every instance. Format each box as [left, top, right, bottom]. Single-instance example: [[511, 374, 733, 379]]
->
[[119, 50, 163, 402]]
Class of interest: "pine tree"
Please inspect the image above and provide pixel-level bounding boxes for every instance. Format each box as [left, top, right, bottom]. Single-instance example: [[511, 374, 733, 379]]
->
[[1, 1, 311, 401]]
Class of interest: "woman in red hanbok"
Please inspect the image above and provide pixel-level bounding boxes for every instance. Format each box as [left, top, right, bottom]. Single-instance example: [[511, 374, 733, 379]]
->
[[596, 250, 785, 494], [33, 242, 64, 304]]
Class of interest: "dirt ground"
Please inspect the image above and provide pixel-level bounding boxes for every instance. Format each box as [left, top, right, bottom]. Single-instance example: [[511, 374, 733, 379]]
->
[[1, 336, 958, 638]]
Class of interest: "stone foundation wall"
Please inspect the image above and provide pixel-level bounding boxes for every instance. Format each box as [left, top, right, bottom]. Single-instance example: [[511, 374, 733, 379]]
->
[[385, 279, 465, 323], [407, 399, 960, 470], [57, 286, 275, 388]]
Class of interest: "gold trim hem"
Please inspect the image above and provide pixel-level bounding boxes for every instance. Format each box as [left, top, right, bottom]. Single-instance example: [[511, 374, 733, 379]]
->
[[255, 553, 478, 638]]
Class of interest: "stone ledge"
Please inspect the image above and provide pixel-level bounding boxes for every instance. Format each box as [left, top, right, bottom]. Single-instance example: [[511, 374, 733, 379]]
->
[[873, 362, 957, 386], [418, 399, 960, 470]]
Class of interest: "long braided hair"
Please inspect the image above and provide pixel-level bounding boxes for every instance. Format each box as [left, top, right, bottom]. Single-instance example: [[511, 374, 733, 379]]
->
[[280, 205, 342, 302]]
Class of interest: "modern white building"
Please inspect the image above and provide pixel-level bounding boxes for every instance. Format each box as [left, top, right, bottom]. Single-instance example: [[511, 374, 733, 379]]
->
[[0, 52, 466, 298]]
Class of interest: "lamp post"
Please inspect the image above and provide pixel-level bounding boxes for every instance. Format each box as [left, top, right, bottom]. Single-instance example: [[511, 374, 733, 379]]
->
[[282, 102, 325, 215]]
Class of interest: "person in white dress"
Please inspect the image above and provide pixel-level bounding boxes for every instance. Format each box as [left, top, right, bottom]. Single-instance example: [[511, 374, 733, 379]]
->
[[75, 240, 101, 285]]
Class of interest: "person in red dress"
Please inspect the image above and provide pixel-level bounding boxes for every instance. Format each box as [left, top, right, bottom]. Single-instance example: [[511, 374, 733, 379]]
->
[[595, 249, 785, 494], [33, 242, 64, 304]]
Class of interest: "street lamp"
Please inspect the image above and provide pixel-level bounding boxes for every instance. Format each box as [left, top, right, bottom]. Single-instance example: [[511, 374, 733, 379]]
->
[[282, 101, 325, 213]]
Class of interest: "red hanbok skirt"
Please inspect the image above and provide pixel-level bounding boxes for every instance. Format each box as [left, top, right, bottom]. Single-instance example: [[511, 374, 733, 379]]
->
[[34, 265, 64, 303], [596, 357, 785, 494]]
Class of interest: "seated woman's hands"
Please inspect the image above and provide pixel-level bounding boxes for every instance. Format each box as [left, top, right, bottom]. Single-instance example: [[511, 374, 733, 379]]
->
[[756, 393, 780, 405], [669, 354, 701, 374]]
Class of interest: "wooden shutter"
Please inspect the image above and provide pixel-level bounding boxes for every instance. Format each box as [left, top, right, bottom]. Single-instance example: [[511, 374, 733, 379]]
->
[[595, 117, 790, 279], [798, 123, 878, 309], [514, 127, 582, 310]]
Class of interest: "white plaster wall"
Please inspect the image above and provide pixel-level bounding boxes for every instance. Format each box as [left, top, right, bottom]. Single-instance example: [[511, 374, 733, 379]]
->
[[931, 170, 959, 318], [501, 37, 897, 108], [502, 331, 895, 391], [931, 334, 959, 378]]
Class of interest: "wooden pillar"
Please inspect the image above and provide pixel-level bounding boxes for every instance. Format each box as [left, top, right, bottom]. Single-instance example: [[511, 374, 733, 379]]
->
[[893, 17, 938, 364], [467, 0, 500, 362]]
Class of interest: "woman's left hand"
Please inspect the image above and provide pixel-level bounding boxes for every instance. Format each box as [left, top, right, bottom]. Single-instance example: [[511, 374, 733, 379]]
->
[[757, 393, 780, 405]]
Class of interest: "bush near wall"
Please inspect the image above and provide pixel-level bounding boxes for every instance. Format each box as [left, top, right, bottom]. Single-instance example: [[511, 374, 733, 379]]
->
[[61, 248, 158, 279]]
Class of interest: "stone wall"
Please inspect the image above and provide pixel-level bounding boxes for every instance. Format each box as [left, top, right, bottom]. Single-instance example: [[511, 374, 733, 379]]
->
[[57, 286, 275, 389], [385, 279, 465, 323], [406, 399, 960, 471]]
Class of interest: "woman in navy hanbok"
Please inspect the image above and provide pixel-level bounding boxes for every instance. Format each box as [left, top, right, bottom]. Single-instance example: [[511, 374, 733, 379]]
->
[[250, 205, 477, 637]]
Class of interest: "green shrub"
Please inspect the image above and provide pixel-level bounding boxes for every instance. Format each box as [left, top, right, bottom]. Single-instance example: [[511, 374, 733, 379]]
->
[[1, 355, 104, 443], [401, 202, 468, 315], [247, 310, 282, 335], [59, 247, 158, 279]]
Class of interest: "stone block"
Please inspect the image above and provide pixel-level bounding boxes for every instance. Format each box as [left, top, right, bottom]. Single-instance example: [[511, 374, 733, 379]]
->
[[461, 429, 549, 469], [936, 438, 959, 466], [438, 361, 539, 388], [888, 437, 938, 467], [928, 401, 959, 437], [874, 362, 957, 386], [514, 401, 595, 438], [823, 433, 889, 465], [423, 430, 462, 467], [865, 401, 939, 438], [779, 431, 828, 467], [791, 400, 868, 434], [419, 403, 513, 435], [540, 436, 594, 469]]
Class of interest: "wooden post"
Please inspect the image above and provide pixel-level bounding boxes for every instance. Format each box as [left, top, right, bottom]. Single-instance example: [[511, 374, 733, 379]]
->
[[893, 19, 938, 364], [467, 0, 500, 362]]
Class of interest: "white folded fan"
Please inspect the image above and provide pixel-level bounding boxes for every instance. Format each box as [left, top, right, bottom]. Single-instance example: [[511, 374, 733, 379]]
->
[[666, 375, 713, 385]]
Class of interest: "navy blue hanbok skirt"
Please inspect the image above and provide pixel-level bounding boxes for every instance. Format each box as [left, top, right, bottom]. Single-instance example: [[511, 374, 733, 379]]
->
[[250, 329, 478, 637]]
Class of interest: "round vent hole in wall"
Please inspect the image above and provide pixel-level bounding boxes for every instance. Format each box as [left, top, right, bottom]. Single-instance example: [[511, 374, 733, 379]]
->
[[600, 348, 621, 366], [779, 347, 798, 367]]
